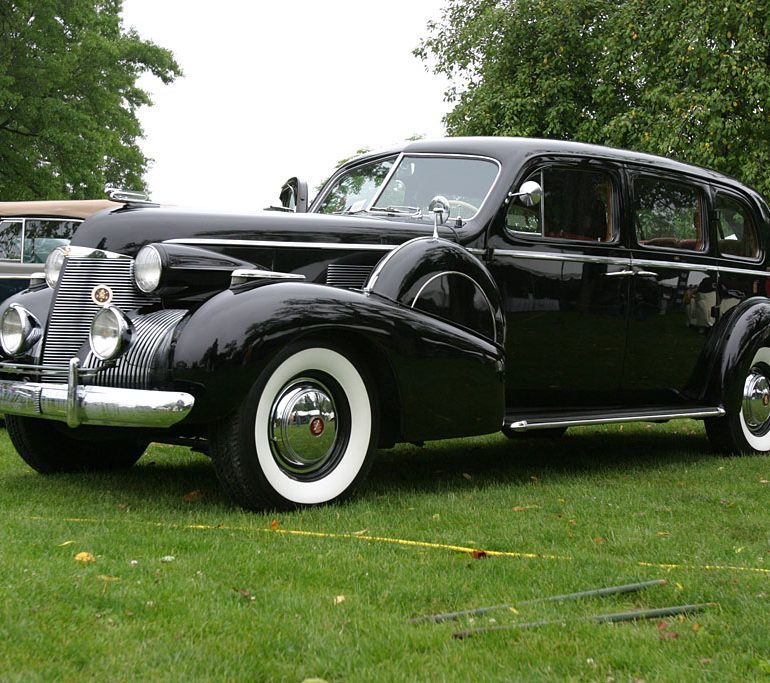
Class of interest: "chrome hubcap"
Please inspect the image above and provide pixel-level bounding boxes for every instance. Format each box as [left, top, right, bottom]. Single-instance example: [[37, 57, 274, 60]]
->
[[742, 367, 770, 434], [269, 379, 338, 475]]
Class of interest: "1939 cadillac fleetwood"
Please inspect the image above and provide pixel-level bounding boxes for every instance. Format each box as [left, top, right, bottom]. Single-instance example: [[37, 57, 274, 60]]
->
[[1, 137, 769, 510]]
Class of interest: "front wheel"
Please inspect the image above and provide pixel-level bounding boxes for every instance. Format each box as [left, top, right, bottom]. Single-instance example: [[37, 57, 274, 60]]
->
[[5, 416, 147, 473], [211, 344, 378, 510], [705, 347, 770, 454]]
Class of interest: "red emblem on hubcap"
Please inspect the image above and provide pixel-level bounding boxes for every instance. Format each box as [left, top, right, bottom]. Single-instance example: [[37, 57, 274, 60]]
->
[[309, 417, 325, 436]]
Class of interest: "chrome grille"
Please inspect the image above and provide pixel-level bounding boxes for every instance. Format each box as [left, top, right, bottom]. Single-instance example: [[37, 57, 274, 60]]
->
[[325, 264, 374, 289], [85, 309, 187, 389], [42, 254, 158, 380]]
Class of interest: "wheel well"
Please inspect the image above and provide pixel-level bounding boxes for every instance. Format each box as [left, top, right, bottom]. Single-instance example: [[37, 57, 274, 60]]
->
[[290, 330, 402, 448]]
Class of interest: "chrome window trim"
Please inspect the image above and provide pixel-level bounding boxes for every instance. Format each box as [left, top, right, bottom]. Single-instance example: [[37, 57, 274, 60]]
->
[[368, 153, 503, 221], [163, 238, 397, 252], [311, 152, 401, 215], [490, 248, 770, 278]]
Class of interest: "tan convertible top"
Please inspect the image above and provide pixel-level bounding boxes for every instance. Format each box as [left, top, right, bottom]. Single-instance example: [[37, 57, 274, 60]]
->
[[0, 199, 119, 220]]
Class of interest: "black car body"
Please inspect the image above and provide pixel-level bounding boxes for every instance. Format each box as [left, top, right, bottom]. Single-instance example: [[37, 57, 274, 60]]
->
[[1, 137, 769, 510]]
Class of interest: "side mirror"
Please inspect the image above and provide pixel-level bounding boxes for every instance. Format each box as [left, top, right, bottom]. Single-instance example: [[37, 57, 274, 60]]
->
[[509, 180, 542, 208], [279, 177, 309, 213]]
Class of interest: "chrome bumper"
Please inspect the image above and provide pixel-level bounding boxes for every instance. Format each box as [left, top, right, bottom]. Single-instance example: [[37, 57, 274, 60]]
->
[[0, 358, 194, 428]]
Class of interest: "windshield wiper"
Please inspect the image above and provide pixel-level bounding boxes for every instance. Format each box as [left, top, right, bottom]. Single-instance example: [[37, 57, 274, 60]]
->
[[368, 205, 422, 218]]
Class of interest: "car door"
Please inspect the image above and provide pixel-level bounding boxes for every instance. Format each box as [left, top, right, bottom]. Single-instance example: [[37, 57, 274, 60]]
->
[[486, 159, 631, 409], [623, 170, 721, 405]]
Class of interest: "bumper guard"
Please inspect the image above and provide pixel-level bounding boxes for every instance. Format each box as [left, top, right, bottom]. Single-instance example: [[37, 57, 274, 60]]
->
[[0, 358, 194, 428]]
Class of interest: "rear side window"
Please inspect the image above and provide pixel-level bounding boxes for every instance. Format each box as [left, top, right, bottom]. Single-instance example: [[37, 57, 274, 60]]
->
[[506, 166, 616, 242], [715, 193, 759, 260], [634, 177, 705, 252], [0, 219, 22, 261]]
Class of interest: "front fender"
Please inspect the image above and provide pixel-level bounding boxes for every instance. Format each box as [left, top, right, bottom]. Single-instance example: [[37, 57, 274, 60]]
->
[[171, 281, 505, 440]]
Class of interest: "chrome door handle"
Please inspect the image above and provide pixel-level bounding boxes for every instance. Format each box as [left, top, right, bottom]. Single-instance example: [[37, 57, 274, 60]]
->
[[634, 270, 658, 278], [603, 270, 634, 277]]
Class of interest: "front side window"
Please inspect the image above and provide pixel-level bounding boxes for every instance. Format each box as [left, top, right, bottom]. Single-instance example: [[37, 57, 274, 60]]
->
[[23, 219, 78, 263], [634, 177, 705, 251], [316, 156, 396, 214], [506, 166, 615, 242], [372, 156, 498, 221], [0, 219, 23, 261], [715, 193, 759, 260]]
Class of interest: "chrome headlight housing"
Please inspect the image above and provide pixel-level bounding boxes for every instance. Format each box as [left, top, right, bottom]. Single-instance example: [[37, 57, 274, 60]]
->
[[134, 245, 163, 293], [0, 304, 41, 356], [45, 246, 67, 288], [89, 305, 131, 360]]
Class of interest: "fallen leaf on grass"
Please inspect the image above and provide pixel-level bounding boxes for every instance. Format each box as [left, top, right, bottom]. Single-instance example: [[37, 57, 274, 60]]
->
[[182, 490, 204, 502], [592, 537, 606, 544], [352, 529, 369, 536], [470, 550, 488, 559], [333, 595, 346, 605], [760, 480, 769, 485], [512, 505, 540, 512], [58, 540, 75, 547], [96, 575, 120, 582], [270, 519, 280, 530], [74, 552, 96, 563], [656, 531, 671, 537], [233, 588, 256, 602], [462, 473, 472, 481]]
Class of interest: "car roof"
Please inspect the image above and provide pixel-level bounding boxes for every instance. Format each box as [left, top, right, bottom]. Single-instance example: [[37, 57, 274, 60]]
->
[[0, 199, 119, 220]]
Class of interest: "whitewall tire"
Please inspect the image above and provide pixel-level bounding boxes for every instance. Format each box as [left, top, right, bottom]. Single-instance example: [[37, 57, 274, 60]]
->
[[211, 344, 378, 510]]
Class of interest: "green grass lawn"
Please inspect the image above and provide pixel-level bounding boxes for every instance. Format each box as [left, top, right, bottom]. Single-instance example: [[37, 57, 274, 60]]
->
[[1, 421, 769, 681]]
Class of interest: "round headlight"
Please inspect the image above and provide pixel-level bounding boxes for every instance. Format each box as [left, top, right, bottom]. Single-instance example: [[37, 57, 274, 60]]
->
[[0, 304, 39, 356], [45, 246, 67, 288], [134, 245, 163, 293], [89, 306, 131, 360]]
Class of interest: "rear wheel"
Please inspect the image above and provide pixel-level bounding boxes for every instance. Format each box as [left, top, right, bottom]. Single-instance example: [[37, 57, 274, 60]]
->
[[211, 344, 378, 510], [705, 347, 770, 454], [5, 416, 147, 473]]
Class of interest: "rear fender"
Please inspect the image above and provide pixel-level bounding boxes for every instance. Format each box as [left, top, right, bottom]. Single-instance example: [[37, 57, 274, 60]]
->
[[695, 297, 770, 410]]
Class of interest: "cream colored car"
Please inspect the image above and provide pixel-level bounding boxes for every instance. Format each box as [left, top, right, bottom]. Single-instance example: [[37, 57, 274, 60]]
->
[[0, 199, 118, 299]]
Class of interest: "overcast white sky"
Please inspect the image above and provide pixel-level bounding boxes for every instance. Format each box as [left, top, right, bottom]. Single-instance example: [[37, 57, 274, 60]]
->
[[120, 0, 451, 211]]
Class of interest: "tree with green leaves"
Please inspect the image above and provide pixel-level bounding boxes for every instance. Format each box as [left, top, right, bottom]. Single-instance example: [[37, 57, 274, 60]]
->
[[417, 0, 770, 197], [0, 1, 181, 200]]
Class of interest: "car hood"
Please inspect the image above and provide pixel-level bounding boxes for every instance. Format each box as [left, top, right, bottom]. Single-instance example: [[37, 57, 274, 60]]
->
[[70, 206, 459, 256]]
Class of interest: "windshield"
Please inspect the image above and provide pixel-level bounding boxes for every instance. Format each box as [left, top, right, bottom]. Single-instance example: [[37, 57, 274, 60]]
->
[[315, 156, 396, 214], [372, 156, 499, 220]]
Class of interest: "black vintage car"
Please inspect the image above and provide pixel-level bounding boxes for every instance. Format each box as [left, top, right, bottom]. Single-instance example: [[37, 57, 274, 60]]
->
[[1, 137, 769, 510]]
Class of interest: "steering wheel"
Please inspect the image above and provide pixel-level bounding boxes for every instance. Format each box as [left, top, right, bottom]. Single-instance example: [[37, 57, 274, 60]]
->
[[447, 199, 479, 217]]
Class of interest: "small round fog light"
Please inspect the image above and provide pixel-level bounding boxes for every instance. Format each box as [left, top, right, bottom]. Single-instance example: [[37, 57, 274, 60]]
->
[[45, 246, 67, 288], [89, 306, 131, 360], [134, 245, 163, 293], [0, 304, 39, 356]]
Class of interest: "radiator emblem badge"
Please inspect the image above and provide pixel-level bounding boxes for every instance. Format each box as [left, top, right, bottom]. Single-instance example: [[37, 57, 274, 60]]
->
[[91, 285, 113, 306]]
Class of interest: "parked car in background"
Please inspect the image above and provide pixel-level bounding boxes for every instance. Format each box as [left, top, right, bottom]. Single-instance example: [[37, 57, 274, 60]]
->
[[0, 137, 769, 511], [0, 199, 118, 299]]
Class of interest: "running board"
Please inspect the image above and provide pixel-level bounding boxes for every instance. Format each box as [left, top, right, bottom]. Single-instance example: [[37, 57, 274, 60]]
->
[[504, 406, 726, 432]]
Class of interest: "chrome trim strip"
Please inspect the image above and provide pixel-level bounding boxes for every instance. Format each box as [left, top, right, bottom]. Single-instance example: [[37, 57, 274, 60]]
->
[[66, 358, 80, 427], [363, 236, 438, 293], [230, 269, 306, 285], [716, 264, 770, 277], [505, 407, 725, 431], [163, 238, 396, 252], [410, 270, 497, 343], [0, 377, 194, 428], [491, 248, 770, 278], [492, 249, 628, 267]]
